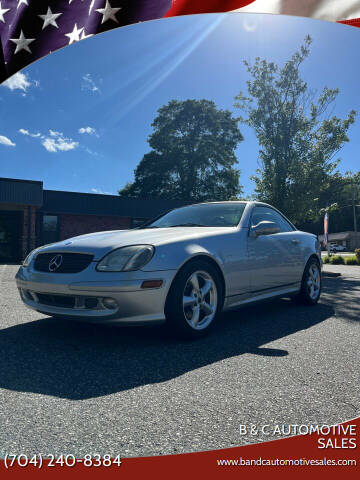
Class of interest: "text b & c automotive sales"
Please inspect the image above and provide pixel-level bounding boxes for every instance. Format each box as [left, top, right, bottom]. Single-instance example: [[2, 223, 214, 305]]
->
[[239, 424, 357, 448]]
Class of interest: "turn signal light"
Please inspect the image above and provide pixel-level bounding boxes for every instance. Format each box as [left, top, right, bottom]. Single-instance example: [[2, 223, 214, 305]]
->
[[141, 280, 163, 289]]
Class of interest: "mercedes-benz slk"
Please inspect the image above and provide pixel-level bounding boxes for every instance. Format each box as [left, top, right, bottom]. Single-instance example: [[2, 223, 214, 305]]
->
[[16, 201, 322, 338]]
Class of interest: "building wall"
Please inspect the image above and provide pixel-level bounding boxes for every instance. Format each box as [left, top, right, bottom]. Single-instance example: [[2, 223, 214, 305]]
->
[[59, 214, 132, 241], [21, 207, 28, 259], [29, 207, 37, 252], [349, 233, 360, 251]]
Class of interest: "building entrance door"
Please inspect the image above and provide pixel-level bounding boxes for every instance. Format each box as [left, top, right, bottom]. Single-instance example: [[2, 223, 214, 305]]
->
[[0, 211, 22, 262]]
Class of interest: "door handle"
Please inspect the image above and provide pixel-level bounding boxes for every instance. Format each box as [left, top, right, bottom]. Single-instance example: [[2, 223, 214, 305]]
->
[[291, 239, 300, 244]]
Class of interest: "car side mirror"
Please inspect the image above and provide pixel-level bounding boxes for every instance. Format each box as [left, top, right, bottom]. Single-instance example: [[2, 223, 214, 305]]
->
[[251, 221, 280, 237]]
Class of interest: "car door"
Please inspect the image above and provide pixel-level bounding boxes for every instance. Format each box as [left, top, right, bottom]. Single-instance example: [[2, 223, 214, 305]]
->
[[247, 206, 302, 294]]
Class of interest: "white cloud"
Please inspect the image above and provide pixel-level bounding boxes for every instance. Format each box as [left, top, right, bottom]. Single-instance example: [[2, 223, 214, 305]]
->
[[84, 147, 99, 156], [79, 126, 97, 135], [49, 129, 61, 137], [2, 72, 39, 95], [81, 73, 100, 94], [42, 131, 78, 153], [91, 188, 112, 195], [0, 135, 16, 147], [19, 127, 81, 153], [19, 128, 41, 138]]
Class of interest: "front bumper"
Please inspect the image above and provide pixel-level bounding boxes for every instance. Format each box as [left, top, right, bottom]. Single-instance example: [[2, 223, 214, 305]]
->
[[16, 263, 177, 325]]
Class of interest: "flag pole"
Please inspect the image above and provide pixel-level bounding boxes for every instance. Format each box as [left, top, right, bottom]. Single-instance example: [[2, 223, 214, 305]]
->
[[324, 209, 330, 256]]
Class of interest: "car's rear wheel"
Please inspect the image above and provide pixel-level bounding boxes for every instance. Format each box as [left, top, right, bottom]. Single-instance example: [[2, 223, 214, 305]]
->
[[292, 258, 322, 305], [165, 259, 224, 339]]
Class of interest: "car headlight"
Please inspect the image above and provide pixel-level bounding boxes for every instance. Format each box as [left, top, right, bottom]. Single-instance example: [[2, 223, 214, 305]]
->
[[96, 245, 154, 272], [23, 247, 42, 267]]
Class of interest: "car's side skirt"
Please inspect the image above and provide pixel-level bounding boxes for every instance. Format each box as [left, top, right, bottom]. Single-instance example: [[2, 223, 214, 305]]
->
[[223, 283, 301, 311]]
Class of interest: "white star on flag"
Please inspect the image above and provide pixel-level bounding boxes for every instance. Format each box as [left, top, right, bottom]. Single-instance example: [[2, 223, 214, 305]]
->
[[0, 1, 10, 23], [17, 0, 28, 9], [10, 30, 35, 54], [89, 0, 96, 15], [65, 23, 84, 44], [38, 7, 63, 30], [80, 29, 94, 40], [96, 0, 121, 24]]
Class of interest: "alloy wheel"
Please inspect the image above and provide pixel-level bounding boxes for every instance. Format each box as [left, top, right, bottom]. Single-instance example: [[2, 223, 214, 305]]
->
[[307, 263, 321, 300], [182, 270, 218, 330]]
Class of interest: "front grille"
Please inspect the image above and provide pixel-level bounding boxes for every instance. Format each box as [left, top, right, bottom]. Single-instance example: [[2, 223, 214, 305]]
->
[[34, 252, 94, 273], [36, 293, 76, 308]]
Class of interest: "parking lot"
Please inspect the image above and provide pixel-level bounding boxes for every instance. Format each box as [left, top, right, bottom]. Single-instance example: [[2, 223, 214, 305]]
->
[[0, 264, 359, 457]]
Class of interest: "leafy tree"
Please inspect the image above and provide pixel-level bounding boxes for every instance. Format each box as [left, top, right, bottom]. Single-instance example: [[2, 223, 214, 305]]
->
[[306, 171, 360, 234], [119, 99, 244, 201], [234, 36, 356, 226]]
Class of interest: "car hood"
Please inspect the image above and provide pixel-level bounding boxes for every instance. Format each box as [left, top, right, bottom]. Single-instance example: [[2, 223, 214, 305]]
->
[[37, 227, 234, 260]]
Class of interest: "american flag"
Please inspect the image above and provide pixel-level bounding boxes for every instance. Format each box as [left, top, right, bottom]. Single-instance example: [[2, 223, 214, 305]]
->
[[1, 0, 360, 84], [324, 211, 329, 247], [0, 0, 172, 82]]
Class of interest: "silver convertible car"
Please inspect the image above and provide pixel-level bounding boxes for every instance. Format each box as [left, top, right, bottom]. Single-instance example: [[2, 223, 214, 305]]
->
[[16, 202, 322, 338]]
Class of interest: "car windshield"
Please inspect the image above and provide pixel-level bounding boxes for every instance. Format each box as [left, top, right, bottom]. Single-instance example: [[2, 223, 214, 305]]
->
[[145, 203, 247, 228]]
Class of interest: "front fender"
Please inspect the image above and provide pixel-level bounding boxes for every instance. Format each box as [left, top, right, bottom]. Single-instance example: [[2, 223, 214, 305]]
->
[[142, 240, 225, 271], [141, 237, 226, 278]]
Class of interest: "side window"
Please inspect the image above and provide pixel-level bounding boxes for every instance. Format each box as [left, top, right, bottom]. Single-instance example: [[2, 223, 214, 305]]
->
[[251, 207, 294, 233]]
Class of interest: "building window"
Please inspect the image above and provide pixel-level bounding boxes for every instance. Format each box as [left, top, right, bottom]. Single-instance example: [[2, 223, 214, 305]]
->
[[42, 215, 59, 245], [131, 218, 148, 228]]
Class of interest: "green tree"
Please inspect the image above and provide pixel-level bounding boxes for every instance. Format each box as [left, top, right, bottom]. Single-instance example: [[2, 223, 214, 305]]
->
[[234, 35, 356, 225], [318, 171, 360, 231], [119, 99, 244, 201], [298, 171, 360, 235]]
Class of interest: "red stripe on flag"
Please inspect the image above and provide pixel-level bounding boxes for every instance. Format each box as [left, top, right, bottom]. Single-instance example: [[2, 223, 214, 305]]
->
[[165, 0, 255, 16], [339, 17, 360, 28], [165, 1, 360, 29]]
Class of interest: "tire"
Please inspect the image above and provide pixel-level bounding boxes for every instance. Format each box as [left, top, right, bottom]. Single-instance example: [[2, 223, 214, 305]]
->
[[164, 259, 224, 339], [292, 258, 322, 305]]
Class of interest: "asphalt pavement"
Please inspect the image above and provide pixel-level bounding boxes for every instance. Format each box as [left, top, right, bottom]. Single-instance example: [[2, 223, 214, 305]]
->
[[0, 264, 359, 457]]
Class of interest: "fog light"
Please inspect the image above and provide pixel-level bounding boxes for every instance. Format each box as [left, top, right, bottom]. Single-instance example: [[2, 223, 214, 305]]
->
[[103, 297, 118, 310], [25, 290, 35, 301], [84, 297, 98, 309]]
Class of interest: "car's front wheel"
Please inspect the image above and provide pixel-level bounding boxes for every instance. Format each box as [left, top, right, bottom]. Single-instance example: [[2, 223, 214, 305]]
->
[[293, 258, 322, 305], [165, 259, 224, 339]]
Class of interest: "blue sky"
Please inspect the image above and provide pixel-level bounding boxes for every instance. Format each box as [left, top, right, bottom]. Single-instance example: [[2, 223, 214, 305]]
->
[[0, 13, 359, 196]]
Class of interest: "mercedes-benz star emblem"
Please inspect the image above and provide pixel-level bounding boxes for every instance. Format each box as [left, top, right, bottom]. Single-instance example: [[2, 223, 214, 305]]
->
[[48, 255, 63, 272]]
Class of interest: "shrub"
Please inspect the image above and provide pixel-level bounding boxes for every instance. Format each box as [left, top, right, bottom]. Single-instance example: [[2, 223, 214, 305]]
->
[[329, 255, 345, 265], [322, 256, 330, 264], [355, 248, 360, 260], [345, 256, 360, 265]]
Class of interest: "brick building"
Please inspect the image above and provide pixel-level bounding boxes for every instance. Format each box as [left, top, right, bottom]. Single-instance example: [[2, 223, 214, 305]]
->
[[0, 177, 184, 262]]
